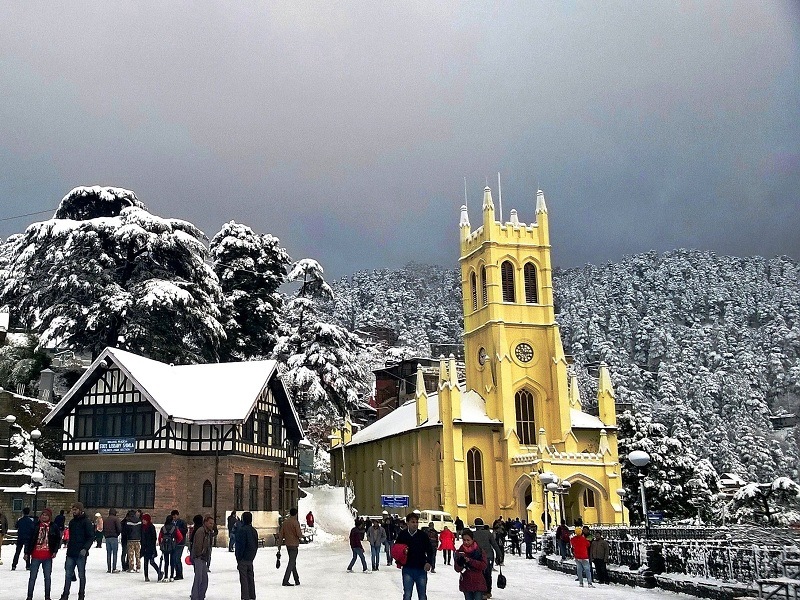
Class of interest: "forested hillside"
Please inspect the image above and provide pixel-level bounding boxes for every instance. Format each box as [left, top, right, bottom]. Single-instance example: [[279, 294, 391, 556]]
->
[[326, 250, 800, 483]]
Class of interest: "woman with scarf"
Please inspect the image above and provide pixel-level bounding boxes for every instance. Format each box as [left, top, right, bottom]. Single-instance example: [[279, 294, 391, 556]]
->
[[24, 507, 62, 600], [453, 528, 488, 600]]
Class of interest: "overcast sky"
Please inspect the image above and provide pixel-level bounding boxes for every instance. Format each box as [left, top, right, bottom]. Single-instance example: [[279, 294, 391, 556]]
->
[[1, 2, 798, 279]]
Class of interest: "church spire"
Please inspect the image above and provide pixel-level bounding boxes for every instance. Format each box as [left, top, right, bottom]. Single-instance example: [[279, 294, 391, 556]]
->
[[536, 189, 548, 214]]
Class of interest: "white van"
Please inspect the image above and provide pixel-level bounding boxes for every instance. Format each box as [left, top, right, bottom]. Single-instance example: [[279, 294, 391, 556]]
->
[[418, 510, 454, 530]]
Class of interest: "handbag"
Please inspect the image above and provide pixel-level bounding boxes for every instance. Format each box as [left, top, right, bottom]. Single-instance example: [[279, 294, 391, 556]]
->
[[496, 564, 507, 589], [276, 549, 281, 569]]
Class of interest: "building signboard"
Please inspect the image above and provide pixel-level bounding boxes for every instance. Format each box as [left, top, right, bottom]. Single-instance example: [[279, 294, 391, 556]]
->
[[381, 494, 410, 508], [98, 437, 136, 454]]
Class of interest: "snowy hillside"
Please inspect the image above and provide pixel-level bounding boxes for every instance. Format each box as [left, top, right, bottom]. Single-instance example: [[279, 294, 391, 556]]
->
[[325, 250, 800, 483]]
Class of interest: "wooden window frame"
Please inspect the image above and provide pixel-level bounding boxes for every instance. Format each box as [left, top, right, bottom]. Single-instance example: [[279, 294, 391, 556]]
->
[[515, 389, 536, 445], [467, 448, 484, 505], [501, 261, 515, 303], [524, 263, 538, 304]]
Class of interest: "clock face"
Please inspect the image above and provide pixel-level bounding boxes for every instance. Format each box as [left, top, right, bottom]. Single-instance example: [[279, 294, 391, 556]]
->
[[514, 343, 534, 363], [478, 347, 488, 365]]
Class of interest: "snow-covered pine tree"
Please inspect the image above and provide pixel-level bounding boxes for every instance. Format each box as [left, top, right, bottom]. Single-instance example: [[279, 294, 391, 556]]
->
[[0, 186, 225, 363], [273, 259, 370, 438], [210, 221, 290, 360]]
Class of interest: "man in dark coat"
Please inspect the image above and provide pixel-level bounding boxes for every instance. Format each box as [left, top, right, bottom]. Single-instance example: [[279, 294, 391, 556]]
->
[[12, 506, 36, 570], [395, 512, 434, 600], [59, 502, 95, 600], [227, 511, 240, 552], [473, 518, 501, 598], [235, 511, 258, 600]]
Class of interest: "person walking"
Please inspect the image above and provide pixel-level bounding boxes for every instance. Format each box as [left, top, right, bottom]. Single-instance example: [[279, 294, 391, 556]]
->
[[453, 528, 487, 600], [59, 502, 95, 600], [24, 507, 61, 600], [125, 510, 142, 572], [0, 509, 8, 565], [140, 513, 163, 582], [472, 519, 501, 599], [454, 516, 464, 538], [590, 529, 611, 584], [227, 511, 240, 552], [93, 513, 104, 548], [191, 514, 214, 600], [103, 508, 122, 573], [347, 520, 368, 572], [367, 519, 386, 571], [555, 519, 571, 561], [507, 525, 521, 556], [438, 525, 456, 566], [158, 513, 183, 582], [395, 512, 434, 600], [169, 510, 188, 580], [278, 507, 302, 586], [381, 512, 396, 566], [120, 510, 131, 572], [13, 506, 36, 570], [305, 511, 314, 528], [523, 523, 537, 559], [426, 523, 439, 572], [570, 526, 593, 587], [235, 511, 258, 600]]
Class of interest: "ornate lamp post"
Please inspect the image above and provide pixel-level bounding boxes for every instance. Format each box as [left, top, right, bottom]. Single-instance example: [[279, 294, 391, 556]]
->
[[628, 450, 651, 534], [31, 470, 44, 515], [557, 480, 572, 523], [616, 488, 628, 525], [30, 428, 41, 484], [4, 414, 16, 471], [546, 482, 559, 524], [539, 471, 556, 530]]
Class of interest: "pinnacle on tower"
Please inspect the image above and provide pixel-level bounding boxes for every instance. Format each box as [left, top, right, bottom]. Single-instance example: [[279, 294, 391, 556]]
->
[[460, 205, 470, 228], [536, 189, 548, 214], [509, 208, 520, 227], [482, 186, 494, 211]]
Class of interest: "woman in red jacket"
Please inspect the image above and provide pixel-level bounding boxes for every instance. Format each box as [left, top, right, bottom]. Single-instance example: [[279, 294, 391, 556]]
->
[[454, 529, 487, 600], [438, 525, 456, 566]]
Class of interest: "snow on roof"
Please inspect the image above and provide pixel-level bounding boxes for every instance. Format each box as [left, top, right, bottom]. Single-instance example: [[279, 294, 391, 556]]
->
[[348, 386, 500, 446], [45, 347, 281, 425], [570, 409, 610, 429]]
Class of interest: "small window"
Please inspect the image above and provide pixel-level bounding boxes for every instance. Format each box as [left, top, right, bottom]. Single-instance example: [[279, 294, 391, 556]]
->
[[12, 498, 23, 512], [263, 476, 273, 511], [524, 263, 538, 304], [583, 489, 596, 508], [515, 389, 536, 445], [234, 473, 244, 511], [501, 261, 515, 302], [249, 475, 259, 511], [202, 480, 213, 507], [480, 266, 488, 306], [467, 448, 484, 505], [470, 272, 478, 311]]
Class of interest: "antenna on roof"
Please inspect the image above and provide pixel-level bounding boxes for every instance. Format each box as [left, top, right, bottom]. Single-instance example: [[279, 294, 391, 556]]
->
[[497, 172, 503, 223], [464, 177, 468, 212]]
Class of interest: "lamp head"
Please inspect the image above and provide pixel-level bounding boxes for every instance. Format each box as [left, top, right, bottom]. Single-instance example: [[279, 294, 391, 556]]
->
[[31, 429, 42, 440], [560, 480, 572, 491], [4, 414, 15, 424], [539, 472, 556, 485], [628, 450, 651, 468], [31, 471, 44, 483], [616, 488, 627, 498], [546, 482, 559, 492]]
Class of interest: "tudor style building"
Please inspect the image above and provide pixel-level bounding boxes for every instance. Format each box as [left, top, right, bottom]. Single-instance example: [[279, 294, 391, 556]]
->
[[43, 347, 303, 524]]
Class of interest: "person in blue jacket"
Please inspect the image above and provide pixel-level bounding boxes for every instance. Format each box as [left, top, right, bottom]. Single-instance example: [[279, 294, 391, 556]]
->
[[58, 502, 95, 600], [12, 506, 36, 570]]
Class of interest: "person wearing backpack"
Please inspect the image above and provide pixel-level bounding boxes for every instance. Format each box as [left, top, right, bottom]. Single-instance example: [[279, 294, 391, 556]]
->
[[555, 520, 571, 562], [159, 514, 184, 582]]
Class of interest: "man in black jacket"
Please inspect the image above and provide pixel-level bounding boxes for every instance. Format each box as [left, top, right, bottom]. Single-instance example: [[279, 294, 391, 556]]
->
[[395, 512, 433, 600], [235, 511, 259, 600], [12, 506, 35, 570], [59, 502, 94, 600]]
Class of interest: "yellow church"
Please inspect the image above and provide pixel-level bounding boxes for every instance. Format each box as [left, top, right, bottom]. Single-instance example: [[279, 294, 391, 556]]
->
[[331, 186, 625, 528]]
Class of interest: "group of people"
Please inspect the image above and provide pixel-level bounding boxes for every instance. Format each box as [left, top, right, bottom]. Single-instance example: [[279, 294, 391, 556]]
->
[[566, 524, 611, 587]]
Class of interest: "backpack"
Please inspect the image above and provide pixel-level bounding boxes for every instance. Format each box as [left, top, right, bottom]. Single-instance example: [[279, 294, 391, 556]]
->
[[161, 524, 177, 553]]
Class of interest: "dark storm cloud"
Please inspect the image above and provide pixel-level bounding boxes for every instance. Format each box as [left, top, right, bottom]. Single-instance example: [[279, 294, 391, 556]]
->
[[1, 1, 798, 278]]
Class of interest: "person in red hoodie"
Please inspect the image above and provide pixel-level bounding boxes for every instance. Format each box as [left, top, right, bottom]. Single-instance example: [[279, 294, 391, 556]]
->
[[438, 525, 456, 566], [569, 526, 593, 587], [24, 507, 62, 600], [453, 529, 487, 600]]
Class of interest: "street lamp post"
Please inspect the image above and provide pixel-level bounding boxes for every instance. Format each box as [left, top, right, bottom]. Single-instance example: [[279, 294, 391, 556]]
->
[[628, 450, 651, 535], [539, 472, 556, 530], [616, 488, 628, 526], [546, 482, 559, 524], [31, 470, 44, 515], [557, 480, 572, 523], [30, 428, 41, 485], [4, 414, 16, 471]]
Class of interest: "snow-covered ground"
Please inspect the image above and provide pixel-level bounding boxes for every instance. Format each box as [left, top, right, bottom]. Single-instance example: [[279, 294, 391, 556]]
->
[[0, 485, 696, 600]]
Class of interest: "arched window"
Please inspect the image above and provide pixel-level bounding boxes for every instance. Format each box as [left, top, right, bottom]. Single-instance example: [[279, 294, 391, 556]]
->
[[583, 489, 596, 508], [202, 480, 213, 507], [467, 447, 484, 505], [470, 271, 478, 311], [480, 266, 488, 306], [515, 389, 536, 445], [501, 261, 515, 303], [524, 263, 538, 303]]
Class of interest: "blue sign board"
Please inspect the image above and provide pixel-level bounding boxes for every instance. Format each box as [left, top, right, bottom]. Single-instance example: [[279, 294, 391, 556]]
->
[[647, 510, 665, 524], [99, 438, 136, 454], [381, 495, 410, 508]]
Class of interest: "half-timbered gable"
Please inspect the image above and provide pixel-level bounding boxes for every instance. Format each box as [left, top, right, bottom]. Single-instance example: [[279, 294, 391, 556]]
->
[[43, 347, 304, 531]]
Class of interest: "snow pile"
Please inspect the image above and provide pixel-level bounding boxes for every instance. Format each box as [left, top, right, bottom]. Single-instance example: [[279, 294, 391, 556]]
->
[[299, 485, 355, 544]]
